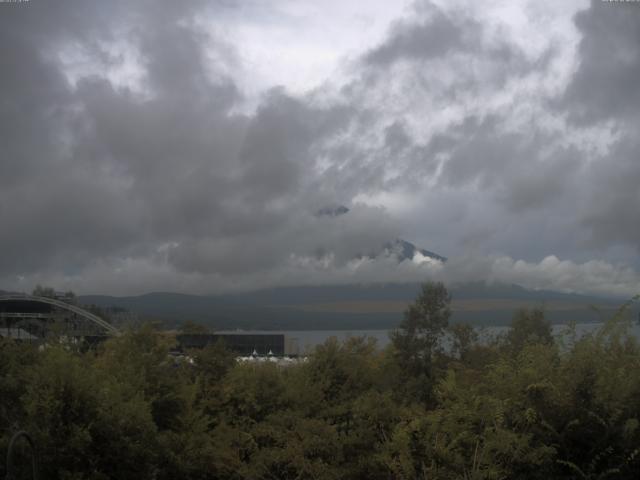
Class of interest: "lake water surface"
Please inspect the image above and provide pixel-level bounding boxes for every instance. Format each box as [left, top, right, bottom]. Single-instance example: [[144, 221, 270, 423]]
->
[[219, 322, 640, 354]]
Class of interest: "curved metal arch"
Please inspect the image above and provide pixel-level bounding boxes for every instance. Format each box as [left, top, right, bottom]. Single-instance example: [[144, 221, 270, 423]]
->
[[0, 294, 120, 336]]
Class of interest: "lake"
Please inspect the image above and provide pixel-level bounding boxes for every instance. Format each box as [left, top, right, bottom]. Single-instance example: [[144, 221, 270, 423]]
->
[[219, 322, 640, 354]]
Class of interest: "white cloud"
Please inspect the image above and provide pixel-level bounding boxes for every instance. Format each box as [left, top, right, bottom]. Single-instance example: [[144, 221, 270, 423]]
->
[[5, 251, 639, 299], [202, 0, 414, 109]]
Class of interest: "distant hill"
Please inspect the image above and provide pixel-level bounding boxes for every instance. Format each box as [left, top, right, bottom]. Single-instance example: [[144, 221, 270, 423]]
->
[[78, 282, 631, 331]]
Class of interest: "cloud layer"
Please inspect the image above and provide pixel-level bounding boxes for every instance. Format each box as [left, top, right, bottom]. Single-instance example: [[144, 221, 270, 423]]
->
[[1, 0, 639, 297]]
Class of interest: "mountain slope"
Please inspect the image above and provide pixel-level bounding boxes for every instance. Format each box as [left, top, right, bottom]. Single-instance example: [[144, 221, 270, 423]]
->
[[316, 204, 446, 263], [79, 282, 628, 330], [383, 238, 447, 262]]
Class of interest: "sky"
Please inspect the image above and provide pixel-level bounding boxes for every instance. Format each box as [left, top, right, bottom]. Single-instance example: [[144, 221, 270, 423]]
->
[[1, 0, 639, 297]]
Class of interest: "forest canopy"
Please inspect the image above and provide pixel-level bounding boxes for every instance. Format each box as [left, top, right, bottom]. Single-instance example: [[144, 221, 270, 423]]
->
[[1, 284, 640, 479]]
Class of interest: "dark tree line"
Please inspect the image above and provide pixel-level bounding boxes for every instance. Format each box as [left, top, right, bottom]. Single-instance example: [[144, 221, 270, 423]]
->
[[1, 283, 639, 479]]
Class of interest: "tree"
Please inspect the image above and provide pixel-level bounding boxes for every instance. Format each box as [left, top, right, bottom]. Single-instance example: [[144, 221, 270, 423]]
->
[[390, 281, 451, 404], [180, 320, 210, 334], [32, 285, 56, 298], [449, 322, 478, 362], [192, 340, 237, 418], [193, 339, 236, 383], [62, 290, 77, 305], [20, 346, 159, 479], [506, 307, 553, 353]]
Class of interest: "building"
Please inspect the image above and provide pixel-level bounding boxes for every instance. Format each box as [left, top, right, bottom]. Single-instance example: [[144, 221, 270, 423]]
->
[[176, 332, 300, 356]]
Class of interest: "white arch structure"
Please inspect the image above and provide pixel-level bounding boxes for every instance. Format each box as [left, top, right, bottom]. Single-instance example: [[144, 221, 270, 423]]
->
[[0, 294, 120, 336]]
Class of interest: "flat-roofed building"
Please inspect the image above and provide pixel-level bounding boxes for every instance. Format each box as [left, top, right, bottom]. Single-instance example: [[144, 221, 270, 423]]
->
[[176, 332, 299, 356]]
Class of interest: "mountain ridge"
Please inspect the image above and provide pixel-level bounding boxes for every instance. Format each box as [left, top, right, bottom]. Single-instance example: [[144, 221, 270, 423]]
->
[[78, 282, 628, 330]]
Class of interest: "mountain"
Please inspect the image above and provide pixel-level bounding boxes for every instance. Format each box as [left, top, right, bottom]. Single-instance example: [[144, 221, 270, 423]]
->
[[78, 282, 629, 331], [316, 205, 447, 263], [383, 238, 447, 263]]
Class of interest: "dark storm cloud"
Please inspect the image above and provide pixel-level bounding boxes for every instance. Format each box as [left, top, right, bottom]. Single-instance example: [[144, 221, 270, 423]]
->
[[432, 116, 580, 214], [1, 0, 639, 296], [0, 2, 208, 271], [562, 0, 640, 123], [167, 204, 400, 275], [560, 0, 640, 251], [580, 136, 640, 250], [0, 0, 393, 285], [0, 1, 141, 274]]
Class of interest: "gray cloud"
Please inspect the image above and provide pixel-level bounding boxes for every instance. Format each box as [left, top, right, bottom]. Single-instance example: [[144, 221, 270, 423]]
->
[[580, 136, 640, 250], [0, 0, 384, 284], [364, 4, 479, 65], [1, 0, 639, 297], [560, 0, 640, 251], [562, 0, 640, 123]]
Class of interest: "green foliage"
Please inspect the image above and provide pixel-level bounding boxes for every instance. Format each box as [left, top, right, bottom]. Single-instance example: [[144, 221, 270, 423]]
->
[[449, 322, 479, 362], [180, 320, 210, 334], [392, 282, 452, 357], [2, 291, 640, 479], [19, 347, 158, 479], [505, 307, 553, 353], [390, 281, 452, 405]]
